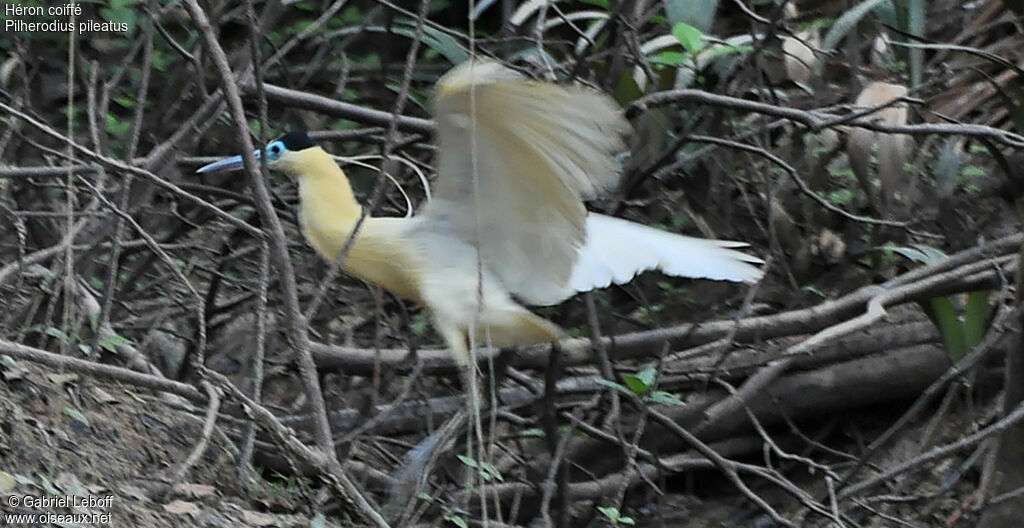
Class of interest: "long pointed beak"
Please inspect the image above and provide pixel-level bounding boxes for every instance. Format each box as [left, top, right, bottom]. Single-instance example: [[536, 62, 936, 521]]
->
[[195, 150, 262, 174]]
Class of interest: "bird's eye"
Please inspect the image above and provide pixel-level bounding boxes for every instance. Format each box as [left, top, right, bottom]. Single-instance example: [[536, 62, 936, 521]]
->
[[266, 141, 284, 161]]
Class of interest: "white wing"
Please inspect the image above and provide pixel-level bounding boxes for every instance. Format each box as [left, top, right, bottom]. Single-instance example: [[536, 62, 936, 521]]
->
[[530, 214, 763, 306], [423, 60, 629, 305]]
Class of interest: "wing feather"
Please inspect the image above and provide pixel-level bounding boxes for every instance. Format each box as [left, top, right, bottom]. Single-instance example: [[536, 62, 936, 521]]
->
[[530, 214, 764, 306], [424, 61, 628, 304]]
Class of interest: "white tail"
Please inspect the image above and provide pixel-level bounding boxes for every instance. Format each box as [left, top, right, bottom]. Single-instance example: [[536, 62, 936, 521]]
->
[[533, 214, 763, 306]]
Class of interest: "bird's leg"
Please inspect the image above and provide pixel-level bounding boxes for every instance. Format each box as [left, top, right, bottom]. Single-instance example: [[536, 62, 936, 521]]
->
[[438, 323, 485, 473]]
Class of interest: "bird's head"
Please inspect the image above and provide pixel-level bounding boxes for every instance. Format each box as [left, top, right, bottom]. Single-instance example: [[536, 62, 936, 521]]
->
[[196, 130, 318, 177]]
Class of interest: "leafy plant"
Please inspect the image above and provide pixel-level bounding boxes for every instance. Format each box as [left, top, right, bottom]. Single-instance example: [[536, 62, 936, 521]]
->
[[598, 505, 636, 526], [456, 455, 503, 482], [883, 244, 994, 362], [444, 512, 468, 528], [595, 366, 685, 406], [99, 333, 132, 354]]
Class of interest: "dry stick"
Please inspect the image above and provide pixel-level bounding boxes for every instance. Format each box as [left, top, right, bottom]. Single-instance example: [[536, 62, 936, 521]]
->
[[0, 102, 258, 237], [647, 409, 796, 527], [693, 256, 1015, 440], [198, 366, 391, 528], [237, 0, 271, 488], [96, 6, 156, 334], [71, 175, 208, 406], [307, 244, 1015, 373], [840, 398, 1024, 498], [253, 82, 433, 133], [0, 338, 204, 401], [715, 378, 839, 481], [837, 304, 1021, 491], [538, 405, 583, 528], [688, 134, 908, 228], [238, 241, 270, 480], [72, 277, 171, 382], [0, 225, 87, 287], [990, 484, 1024, 506], [261, 0, 351, 72], [180, 2, 383, 525], [630, 89, 1024, 148], [163, 381, 222, 499], [182, 0, 332, 454], [653, 406, 838, 523]]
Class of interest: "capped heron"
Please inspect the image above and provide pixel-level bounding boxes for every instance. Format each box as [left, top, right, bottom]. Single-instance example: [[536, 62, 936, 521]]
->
[[198, 59, 762, 413]]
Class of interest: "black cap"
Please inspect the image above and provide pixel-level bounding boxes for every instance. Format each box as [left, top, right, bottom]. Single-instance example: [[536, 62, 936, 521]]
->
[[278, 131, 316, 151]]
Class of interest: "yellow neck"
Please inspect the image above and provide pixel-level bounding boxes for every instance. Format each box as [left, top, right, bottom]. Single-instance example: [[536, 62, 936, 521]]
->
[[295, 147, 363, 259], [293, 148, 422, 302]]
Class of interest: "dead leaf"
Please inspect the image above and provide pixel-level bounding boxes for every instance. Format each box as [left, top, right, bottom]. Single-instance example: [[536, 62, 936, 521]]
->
[[119, 484, 151, 502], [241, 510, 277, 527], [0, 471, 16, 493], [174, 483, 216, 499], [91, 388, 119, 404], [62, 406, 90, 427], [163, 500, 200, 516], [47, 373, 79, 386], [869, 36, 891, 71], [782, 30, 819, 86], [54, 472, 86, 496], [847, 82, 913, 217]]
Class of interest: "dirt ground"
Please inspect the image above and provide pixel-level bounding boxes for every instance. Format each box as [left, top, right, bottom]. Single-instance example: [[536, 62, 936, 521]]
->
[[0, 358, 334, 528]]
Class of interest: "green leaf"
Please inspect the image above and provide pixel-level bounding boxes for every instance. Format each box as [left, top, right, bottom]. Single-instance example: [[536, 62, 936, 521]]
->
[[702, 43, 753, 60], [99, 6, 137, 34], [911, 244, 948, 263], [456, 455, 502, 482], [444, 514, 469, 528], [0, 355, 20, 370], [649, 51, 688, 66], [827, 189, 855, 206], [621, 374, 648, 395], [46, 327, 70, 342], [100, 333, 132, 353], [671, 22, 704, 54], [648, 391, 686, 406], [113, 95, 136, 109], [619, 517, 636, 526], [882, 243, 947, 265], [961, 165, 986, 178], [613, 71, 643, 105], [925, 296, 967, 362], [595, 377, 635, 398], [456, 454, 479, 469], [598, 506, 621, 521], [636, 367, 657, 389], [803, 285, 826, 298], [963, 290, 992, 350], [106, 114, 131, 139]]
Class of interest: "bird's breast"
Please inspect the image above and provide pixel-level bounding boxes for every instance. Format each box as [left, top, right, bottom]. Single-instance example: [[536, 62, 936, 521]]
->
[[300, 213, 424, 303]]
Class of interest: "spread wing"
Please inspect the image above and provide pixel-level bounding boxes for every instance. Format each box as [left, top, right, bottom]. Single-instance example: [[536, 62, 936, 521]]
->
[[422, 60, 629, 304]]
